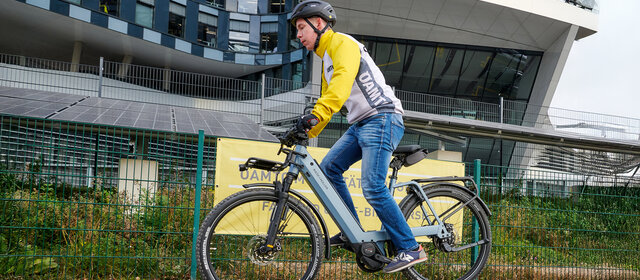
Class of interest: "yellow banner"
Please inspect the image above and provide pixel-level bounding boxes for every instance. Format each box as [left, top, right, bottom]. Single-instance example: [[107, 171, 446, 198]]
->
[[214, 138, 465, 238]]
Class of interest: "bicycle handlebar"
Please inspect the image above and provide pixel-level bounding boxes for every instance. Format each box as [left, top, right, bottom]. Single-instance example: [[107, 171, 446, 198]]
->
[[279, 126, 309, 148]]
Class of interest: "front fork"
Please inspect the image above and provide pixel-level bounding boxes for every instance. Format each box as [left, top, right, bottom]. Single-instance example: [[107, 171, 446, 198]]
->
[[260, 172, 297, 253]]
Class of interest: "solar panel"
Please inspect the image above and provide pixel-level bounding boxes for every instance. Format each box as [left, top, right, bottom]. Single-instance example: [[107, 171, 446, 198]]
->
[[0, 86, 278, 142]]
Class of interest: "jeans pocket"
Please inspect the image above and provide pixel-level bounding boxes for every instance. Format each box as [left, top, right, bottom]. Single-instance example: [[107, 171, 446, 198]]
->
[[390, 115, 405, 148]]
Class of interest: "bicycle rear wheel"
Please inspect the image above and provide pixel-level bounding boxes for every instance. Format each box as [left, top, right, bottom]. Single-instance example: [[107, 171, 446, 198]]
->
[[196, 188, 324, 280], [399, 184, 491, 280]]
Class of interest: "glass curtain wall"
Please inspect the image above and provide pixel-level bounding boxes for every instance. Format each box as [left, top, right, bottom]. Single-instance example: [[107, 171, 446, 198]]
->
[[356, 35, 542, 104], [312, 35, 544, 167]]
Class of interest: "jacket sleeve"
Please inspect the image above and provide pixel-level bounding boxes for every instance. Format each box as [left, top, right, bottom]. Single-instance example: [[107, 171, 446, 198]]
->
[[308, 35, 361, 138]]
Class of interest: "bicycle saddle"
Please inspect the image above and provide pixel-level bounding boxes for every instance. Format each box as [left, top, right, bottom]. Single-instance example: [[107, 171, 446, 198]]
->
[[393, 145, 421, 156]]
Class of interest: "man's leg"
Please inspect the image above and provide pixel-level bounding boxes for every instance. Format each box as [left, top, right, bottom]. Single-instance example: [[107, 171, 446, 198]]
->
[[320, 126, 362, 221], [356, 113, 418, 253]]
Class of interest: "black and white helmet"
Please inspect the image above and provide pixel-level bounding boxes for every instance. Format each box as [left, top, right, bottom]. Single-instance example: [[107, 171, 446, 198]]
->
[[290, 0, 337, 27]]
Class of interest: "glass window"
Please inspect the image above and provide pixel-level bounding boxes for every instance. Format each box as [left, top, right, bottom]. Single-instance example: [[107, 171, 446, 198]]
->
[[135, 2, 154, 28], [100, 0, 119, 16], [269, 0, 285, 13], [198, 13, 218, 47], [66, 0, 82, 4], [230, 20, 250, 32], [399, 45, 435, 93], [169, 2, 185, 15], [483, 52, 520, 103], [292, 61, 303, 84], [198, 24, 217, 47], [206, 0, 224, 9], [511, 55, 541, 102], [238, 0, 257, 14], [261, 33, 278, 53], [168, 13, 185, 38], [260, 23, 278, 53], [457, 50, 493, 99], [372, 41, 407, 87], [229, 41, 250, 52], [229, 31, 250, 52], [289, 25, 301, 50], [429, 47, 464, 95]]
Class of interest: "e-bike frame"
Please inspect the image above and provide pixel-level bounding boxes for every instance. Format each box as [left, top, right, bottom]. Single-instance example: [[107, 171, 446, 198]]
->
[[251, 144, 453, 256]]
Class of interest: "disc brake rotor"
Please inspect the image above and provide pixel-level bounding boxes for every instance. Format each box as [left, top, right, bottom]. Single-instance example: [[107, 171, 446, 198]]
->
[[247, 235, 281, 265]]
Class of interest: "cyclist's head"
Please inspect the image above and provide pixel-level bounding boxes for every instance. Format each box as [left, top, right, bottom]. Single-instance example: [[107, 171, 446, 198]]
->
[[290, 0, 336, 28], [291, 0, 336, 51]]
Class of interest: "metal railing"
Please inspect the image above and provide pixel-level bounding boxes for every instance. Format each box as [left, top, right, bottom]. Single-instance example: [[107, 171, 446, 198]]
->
[[2, 52, 639, 143], [0, 114, 638, 279]]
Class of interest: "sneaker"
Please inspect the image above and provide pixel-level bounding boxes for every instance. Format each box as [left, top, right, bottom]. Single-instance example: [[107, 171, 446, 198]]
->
[[383, 245, 428, 273]]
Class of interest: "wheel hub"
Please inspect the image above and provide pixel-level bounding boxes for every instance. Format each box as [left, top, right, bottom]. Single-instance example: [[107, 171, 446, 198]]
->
[[433, 223, 457, 252], [247, 235, 281, 265]]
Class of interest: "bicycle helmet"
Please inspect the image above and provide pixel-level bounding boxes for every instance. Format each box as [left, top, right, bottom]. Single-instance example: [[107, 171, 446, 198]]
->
[[290, 0, 336, 50], [290, 0, 336, 27]]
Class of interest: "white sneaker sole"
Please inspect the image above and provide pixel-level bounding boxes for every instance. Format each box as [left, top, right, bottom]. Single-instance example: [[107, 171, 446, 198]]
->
[[383, 257, 428, 273]]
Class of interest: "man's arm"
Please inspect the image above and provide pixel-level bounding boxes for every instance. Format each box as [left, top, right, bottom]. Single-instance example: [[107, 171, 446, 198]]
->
[[308, 35, 361, 138]]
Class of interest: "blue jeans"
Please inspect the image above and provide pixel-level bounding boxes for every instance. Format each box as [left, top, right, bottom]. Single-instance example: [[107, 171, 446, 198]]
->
[[320, 113, 418, 253]]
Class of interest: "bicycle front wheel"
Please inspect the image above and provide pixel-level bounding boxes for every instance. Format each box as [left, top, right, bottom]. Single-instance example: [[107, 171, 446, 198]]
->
[[399, 184, 491, 280], [196, 188, 324, 280]]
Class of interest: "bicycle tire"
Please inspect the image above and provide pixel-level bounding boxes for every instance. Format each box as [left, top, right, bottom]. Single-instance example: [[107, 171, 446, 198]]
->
[[196, 188, 324, 280], [398, 184, 491, 280]]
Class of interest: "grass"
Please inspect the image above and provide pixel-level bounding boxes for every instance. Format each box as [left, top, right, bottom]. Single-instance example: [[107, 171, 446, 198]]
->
[[0, 169, 639, 279]]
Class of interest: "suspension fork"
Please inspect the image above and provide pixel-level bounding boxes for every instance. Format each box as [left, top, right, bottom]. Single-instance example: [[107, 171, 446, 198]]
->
[[261, 171, 297, 253]]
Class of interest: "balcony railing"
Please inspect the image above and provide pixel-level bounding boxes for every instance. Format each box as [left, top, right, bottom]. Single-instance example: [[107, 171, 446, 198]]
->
[[2, 52, 636, 143]]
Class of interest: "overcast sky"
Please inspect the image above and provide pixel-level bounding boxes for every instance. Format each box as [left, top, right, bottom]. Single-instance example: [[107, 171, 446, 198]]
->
[[552, 0, 640, 119]]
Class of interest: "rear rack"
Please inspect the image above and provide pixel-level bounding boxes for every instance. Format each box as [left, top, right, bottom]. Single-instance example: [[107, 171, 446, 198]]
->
[[413, 176, 474, 184], [413, 176, 478, 193]]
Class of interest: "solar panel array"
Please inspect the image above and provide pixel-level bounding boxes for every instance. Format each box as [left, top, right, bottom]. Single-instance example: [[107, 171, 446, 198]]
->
[[0, 86, 278, 142]]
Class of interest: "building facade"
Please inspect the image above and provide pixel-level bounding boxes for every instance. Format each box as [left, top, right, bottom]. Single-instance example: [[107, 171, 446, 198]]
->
[[0, 0, 599, 167]]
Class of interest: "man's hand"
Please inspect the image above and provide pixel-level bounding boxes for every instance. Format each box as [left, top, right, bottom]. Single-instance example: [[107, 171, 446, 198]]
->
[[296, 114, 319, 132]]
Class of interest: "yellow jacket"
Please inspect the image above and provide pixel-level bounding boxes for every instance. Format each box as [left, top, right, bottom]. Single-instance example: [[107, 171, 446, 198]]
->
[[308, 29, 404, 138]]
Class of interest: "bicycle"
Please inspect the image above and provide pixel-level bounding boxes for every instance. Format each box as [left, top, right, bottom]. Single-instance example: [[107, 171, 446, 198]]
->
[[196, 127, 492, 280]]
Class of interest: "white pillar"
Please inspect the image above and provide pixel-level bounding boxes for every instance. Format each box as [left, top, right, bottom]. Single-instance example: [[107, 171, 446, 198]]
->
[[163, 66, 171, 91], [512, 25, 579, 170], [118, 55, 134, 79], [71, 41, 83, 72]]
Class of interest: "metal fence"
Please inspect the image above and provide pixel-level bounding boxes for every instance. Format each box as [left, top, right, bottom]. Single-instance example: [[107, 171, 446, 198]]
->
[[472, 163, 639, 279], [1, 114, 638, 279], [2, 52, 640, 144]]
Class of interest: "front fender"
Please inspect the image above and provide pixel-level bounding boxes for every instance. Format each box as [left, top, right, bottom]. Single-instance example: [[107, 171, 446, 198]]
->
[[242, 183, 332, 259]]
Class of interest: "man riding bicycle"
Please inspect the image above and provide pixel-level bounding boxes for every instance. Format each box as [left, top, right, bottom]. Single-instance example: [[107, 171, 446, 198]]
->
[[291, 0, 427, 273]]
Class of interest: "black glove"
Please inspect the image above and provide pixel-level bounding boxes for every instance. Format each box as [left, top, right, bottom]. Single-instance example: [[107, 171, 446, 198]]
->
[[296, 114, 319, 132]]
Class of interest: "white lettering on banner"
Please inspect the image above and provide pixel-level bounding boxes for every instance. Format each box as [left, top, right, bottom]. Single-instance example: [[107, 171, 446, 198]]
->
[[240, 169, 305, 183]]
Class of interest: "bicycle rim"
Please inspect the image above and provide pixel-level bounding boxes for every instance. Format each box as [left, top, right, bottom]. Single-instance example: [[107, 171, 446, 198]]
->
[[400, 186, 491, 280], [199, 190, 322, 280]]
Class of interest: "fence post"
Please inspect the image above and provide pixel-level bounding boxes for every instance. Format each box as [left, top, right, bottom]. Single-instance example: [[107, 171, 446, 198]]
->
[[499, 96, 503, 123], [98, 57, 104, 97], [260, 73, 266, 126], [472, 159, 481, 267], [190, 130, 205, 280]]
